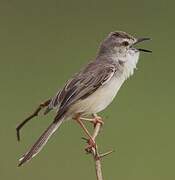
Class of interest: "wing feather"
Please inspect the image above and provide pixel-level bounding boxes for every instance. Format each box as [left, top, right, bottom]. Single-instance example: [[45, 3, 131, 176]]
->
[[57, 62, 116, 112], [45, 62, 117, 114]]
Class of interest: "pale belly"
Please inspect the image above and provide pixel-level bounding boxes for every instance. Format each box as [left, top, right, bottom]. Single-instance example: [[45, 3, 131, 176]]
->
[[68, 76, 125, 115]]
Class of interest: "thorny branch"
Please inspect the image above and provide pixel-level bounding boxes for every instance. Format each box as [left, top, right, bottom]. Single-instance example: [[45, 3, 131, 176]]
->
[[84, 121, 114, 180], [91, 122, 103, 180]]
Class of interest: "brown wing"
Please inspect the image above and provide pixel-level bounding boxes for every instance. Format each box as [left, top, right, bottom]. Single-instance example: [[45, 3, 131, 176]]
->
[[49, 62, 116, 115]]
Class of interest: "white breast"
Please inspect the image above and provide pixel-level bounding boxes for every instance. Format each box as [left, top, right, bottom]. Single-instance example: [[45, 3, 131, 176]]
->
[[68, 75, 125, 115], [68, 50, 140, 116], [122, 50, 140, 79]]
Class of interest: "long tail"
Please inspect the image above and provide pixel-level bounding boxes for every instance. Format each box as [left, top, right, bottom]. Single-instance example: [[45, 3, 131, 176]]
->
[[18, 117, 64, 167]]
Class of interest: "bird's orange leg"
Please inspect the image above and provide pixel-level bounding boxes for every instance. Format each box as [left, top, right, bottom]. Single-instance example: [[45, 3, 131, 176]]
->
[[73, 114, 96, 152]]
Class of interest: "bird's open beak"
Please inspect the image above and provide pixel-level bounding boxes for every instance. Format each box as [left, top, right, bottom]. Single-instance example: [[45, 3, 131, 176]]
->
[[133, 38, 152, 53]]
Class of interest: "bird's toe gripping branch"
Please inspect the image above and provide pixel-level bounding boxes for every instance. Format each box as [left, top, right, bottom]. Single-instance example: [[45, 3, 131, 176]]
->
[[79, 114, 104, 127]]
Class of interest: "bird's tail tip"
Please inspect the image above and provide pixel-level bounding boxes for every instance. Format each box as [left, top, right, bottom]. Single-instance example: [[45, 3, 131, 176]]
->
[[17, 151, 30, 167], [17, 117, 64, 167]]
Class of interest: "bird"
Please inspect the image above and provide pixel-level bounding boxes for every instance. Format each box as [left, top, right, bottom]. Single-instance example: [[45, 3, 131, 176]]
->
[[16, 31, 151, 167]]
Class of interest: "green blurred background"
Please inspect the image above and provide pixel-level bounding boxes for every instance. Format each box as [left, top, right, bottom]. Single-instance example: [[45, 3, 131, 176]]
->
[[0, 0, 174, 179]]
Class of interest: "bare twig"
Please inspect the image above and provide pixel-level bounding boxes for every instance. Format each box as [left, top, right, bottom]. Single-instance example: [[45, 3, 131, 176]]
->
[[91, 122, 103, 180], [16, 99, 51, 141], [99, 150, 114, 159], [84, 115, 114, 180]]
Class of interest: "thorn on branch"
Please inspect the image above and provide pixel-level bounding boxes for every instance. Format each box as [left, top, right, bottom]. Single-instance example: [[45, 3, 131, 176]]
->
[[81, 137, 88, 142], [99, 149, 115, 159]]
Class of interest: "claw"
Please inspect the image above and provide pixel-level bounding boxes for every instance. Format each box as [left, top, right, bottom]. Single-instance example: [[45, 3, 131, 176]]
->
[[91, 117, 104, 128], [85, 138, 96, 153]]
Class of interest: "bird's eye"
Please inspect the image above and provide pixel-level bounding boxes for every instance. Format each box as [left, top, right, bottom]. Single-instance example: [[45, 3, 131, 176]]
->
[[122, 41, 129, 46]]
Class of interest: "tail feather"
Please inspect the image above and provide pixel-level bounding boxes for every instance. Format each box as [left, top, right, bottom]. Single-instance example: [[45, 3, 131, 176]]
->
[[18, 118, 64, 167]]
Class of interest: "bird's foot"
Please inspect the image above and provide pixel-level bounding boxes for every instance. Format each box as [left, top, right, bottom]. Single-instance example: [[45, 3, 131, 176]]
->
[[91, 114, 104, 127], [83, 138, 96, 153], [80, 115, 104, 127]]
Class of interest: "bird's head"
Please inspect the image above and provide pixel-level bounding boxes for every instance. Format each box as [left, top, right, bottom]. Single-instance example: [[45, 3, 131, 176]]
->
[[99, 31, 151, 58]]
